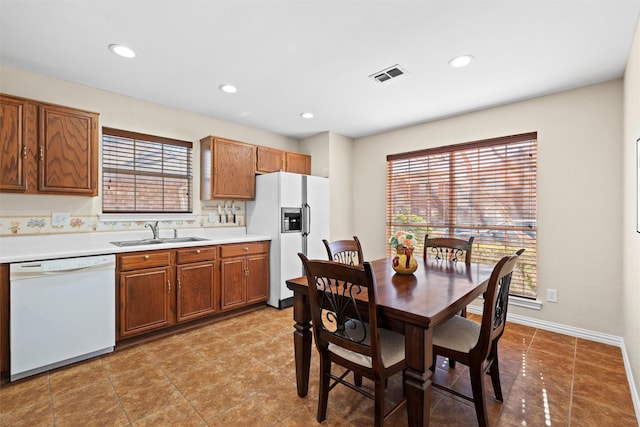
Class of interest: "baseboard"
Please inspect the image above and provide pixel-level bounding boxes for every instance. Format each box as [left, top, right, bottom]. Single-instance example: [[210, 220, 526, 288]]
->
[[466, 306, 640, 423]]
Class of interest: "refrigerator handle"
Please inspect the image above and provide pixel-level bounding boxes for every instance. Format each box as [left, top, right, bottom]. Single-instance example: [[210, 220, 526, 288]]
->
[[302, 203, 311, 236]]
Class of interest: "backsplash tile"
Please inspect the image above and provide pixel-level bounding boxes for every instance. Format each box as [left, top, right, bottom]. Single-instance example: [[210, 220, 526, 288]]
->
[[0, 213, 245, 236]]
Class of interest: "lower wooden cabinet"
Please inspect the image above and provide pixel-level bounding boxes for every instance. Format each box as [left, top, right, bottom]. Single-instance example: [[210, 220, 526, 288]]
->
[[120, 265, 173, 338], [176, 246, 217, 322], [116, 240, 269, 341], [118, 250, 173, 339], [220, 241, 269, 311]]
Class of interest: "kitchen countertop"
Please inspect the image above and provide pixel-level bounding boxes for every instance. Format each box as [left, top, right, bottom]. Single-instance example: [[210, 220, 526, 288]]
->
[[0, 228, 271, 263]]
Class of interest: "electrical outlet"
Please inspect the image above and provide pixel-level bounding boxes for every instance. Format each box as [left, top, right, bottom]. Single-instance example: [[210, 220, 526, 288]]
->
[[546, 289, 558, 303], [208, 212, 217, 223], [51, 212, 70, 226]]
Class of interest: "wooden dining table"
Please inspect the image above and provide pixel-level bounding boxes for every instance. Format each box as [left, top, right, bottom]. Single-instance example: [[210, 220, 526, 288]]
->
[[285, 256, 495, 427]]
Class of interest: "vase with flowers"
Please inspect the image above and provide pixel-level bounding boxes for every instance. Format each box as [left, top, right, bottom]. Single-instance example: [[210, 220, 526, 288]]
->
[[389, 231, 419, 275]]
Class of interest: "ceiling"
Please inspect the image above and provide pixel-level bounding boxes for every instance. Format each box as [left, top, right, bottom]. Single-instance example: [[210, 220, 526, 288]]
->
[[1, 0, 639, 139]]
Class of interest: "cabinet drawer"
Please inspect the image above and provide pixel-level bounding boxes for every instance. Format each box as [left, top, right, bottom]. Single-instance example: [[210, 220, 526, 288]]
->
[[176, 246, 216, 264], [119, 251, 172, 271], [220, 241, 269, 258]]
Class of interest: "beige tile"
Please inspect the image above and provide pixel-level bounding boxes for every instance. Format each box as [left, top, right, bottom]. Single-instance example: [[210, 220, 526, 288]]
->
[[570, 395, 639, 426], [0, 399, 53, 427], [1, 306, 636, 427], [205, 398, 279, 426]]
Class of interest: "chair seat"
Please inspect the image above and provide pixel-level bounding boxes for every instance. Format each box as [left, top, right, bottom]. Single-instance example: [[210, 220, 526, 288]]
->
[[433, 315, 480, 353], [329, 322, 405, 368]]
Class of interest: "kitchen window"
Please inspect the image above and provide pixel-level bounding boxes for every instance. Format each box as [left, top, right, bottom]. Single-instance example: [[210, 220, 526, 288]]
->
[[102, 128, 193, 213], [386, 132, 538, 299]]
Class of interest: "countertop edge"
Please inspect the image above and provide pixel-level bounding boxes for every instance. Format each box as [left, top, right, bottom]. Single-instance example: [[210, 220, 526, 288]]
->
[[0, 230, 272, 264]]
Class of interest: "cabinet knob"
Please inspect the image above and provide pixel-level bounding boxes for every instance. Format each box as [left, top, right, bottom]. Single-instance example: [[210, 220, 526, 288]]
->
[[144, 255, 150, 260], [243, 247, 249, 251], [196, 249, 201, 254]]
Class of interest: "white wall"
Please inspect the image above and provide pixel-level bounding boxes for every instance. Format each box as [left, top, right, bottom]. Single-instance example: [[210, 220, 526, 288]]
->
[[353, 80, 624, 336], [299, 131, 355, 241], [0, 65, 299, 217], [623, 17, 640, 411]]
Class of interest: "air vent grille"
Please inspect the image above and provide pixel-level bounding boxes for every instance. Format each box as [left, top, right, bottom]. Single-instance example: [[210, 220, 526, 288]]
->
[[370, 64, 407, 83]]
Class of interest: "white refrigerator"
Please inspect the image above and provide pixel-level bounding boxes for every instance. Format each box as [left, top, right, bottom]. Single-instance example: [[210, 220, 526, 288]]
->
[[246, 171, 330, 308]]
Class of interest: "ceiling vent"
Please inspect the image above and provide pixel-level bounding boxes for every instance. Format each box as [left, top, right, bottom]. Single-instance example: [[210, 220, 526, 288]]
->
[[370, 64, 407, 83]]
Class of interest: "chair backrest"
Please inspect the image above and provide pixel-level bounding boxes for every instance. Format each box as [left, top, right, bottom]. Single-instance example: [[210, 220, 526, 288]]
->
[[473, 249, 525, 360], [322, 236, 364, 266], [424, 235, 474, 264], [298, 253, 382, 368]]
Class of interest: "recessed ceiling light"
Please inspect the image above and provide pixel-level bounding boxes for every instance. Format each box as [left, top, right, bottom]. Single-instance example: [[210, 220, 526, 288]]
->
[[108, 44, 136, 58], [300, 112, 314, 119], [219, 84, 238, 94], [448, 55, 474, 68]]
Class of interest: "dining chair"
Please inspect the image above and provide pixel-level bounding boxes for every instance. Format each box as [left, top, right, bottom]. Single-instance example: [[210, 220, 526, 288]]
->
[[431, 249, 525, 427], [298, 253, 406, 426], [424, 235, 474, 264], [322, 235, 364, 266]]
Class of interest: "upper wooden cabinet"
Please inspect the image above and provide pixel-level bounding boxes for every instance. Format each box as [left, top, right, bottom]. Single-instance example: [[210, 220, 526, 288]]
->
[[256, 146, 285, 174], [0, 94, 99, 196], [201, 136, 256, 200], [256, 145, 311, 175], [285, 151, 311, 175]]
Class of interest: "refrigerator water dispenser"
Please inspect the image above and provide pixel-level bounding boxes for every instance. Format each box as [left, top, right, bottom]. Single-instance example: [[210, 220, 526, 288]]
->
[[282, 208, 302, 232]]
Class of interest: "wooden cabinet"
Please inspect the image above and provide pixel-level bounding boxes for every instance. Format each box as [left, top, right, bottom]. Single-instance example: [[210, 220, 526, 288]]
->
[[175, 246, 217, 322], [118, 250, 173, 339], [256, 145, 312, 175], [200, 136, 256, 200], [0, 96, 28, 191], [0, 94, 99, 196], [219, 241, 269, 311], [256, 146, 285, 174], [285, 152, 311, 175]]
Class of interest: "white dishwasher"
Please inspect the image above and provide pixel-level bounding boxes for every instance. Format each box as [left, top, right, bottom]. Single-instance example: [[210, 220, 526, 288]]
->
[[10, 254, 116, 381]]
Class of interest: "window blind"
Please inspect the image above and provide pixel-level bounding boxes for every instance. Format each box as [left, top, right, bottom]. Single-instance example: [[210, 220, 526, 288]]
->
[[102, 128, 193, 213], [387, 132, 538, 298]]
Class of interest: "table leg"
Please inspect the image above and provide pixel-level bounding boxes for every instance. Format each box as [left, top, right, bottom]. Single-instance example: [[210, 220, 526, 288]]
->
[[404, 324, 432, 426], [292, 290, 312, 397]]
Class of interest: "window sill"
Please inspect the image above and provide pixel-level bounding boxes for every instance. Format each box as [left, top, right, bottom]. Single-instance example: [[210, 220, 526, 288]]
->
[[98, 213, 198, 222], [470, 295, 543, 312]]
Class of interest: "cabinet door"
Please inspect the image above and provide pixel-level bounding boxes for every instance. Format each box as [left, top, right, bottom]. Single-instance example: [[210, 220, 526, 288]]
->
[[285, 152, 311, 175], [220, 257, 247, 311], [0, 96, 27, 191], [39, 104, 98, 195], [176, 262, 216, 322], [256, 146, 285, 174], [119, 266, 173, 338], [246, 253, 269, 304], [202, 137, 256, 200]]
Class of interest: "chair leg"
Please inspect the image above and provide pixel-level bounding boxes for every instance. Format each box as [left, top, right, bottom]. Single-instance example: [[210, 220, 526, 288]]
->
[[469, 364, 489, 427], [354, 373, 363, 387], [374, 378, 386, 427], [489, 346, 503, 401], [317, 356, 331, 423]]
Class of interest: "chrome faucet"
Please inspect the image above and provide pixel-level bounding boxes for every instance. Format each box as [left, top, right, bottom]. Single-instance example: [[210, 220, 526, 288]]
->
[[145, 221, 160, 239]]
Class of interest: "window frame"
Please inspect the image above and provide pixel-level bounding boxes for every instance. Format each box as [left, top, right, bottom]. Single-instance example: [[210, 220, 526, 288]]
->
[[386, 132, 538, 299], [101, 127, 193, 214]]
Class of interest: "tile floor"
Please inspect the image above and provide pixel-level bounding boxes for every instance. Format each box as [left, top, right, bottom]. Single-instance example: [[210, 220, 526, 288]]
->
[[0, 307, 637, 426]]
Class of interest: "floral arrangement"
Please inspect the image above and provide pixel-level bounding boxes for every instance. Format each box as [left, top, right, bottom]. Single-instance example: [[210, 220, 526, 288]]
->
[[389, 231, 418, 249]]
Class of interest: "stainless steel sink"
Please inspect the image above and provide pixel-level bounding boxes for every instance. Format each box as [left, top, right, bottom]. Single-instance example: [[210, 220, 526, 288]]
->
[[110, 236, 210, 247]]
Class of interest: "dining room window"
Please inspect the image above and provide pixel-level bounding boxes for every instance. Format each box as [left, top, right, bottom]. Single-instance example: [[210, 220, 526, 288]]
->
[[102, 128, 193, 213], [386, 132, 538, 298]]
